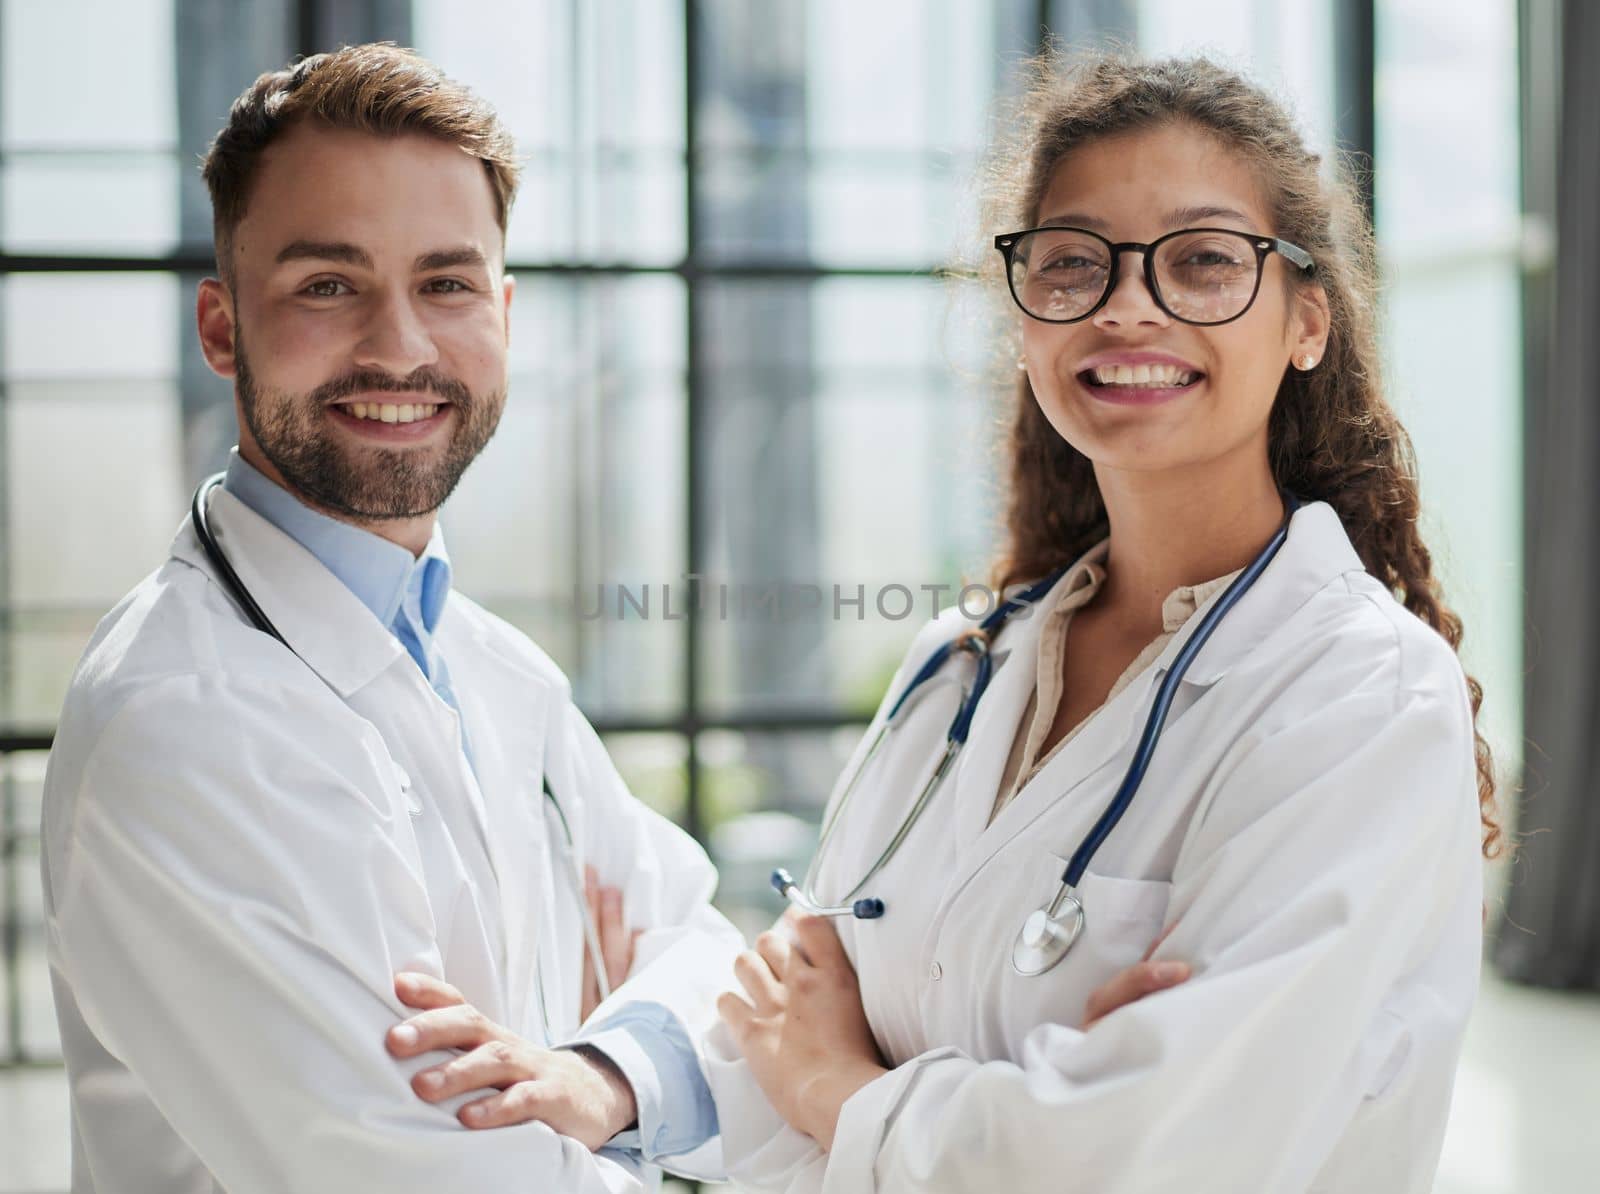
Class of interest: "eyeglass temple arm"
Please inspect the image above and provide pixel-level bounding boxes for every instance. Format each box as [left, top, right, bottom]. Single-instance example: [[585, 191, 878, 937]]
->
[[1270, 237, 1316, 274]]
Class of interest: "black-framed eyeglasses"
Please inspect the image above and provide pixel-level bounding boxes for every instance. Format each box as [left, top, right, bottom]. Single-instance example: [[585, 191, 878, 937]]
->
[[993, 226, 1316, 326]]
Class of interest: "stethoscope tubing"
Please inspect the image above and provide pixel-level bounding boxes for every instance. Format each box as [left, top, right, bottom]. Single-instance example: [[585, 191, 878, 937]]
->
[[782, 493, 1300, 934], [1057, 496, 1297, 890], [799, 566, 1070, 910], [192, 474, 292, 650]]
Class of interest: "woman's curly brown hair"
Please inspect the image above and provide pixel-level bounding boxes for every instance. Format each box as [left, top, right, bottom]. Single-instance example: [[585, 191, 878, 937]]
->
[[978, 48, 1502, 860]]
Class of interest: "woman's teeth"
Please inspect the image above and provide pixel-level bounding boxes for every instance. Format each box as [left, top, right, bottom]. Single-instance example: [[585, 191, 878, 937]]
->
[[1087, 363, 1201, 387], [344, 402, 441, 423]]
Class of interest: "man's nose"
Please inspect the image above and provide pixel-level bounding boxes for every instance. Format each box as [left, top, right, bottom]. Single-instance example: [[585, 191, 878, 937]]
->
[[353, 289, 441, 376]]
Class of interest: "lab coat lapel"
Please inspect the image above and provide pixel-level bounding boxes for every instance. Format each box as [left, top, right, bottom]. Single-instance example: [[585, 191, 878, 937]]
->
[[946, 583, 1061, 851], [958, 662, 1158, 887], [947, 643, 1034, 850], [1165, 500, 1365, 686], [175, 488, 555, 1027], [170, 486, 405, 695], [435, 609, 555, 1032]]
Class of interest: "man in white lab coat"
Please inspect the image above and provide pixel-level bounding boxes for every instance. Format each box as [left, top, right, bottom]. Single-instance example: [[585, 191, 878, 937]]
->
[[40, 43, 742, 1193]]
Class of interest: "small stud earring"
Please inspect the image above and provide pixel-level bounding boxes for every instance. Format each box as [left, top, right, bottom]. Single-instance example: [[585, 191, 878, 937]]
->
[[1017, 357, 1028, 372], [1300, 354, 1318, 370]]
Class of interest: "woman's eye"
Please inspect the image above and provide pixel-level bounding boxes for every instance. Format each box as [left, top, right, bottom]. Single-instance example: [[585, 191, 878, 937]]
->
[[1183, 251, 1238, 267]]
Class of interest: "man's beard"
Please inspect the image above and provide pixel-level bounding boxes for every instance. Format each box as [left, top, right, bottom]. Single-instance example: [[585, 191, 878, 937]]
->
[[235, 332, 505, 520]]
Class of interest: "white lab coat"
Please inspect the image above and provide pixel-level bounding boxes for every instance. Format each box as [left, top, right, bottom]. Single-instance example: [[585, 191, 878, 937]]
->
[[705, 500, 1484, 1194], [41, 486, 743, 1193]]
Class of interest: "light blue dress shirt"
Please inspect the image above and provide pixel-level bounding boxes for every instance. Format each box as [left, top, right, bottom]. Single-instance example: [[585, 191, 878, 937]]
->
[[221, 450, 718, 1163]]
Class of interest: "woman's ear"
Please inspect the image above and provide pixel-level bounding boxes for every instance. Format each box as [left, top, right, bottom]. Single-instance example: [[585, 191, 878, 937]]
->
[[1292, 280, 1332, 365]]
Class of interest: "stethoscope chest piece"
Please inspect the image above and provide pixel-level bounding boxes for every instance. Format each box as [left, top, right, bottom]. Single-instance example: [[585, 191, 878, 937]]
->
[[1010, 886, 1084, 976]]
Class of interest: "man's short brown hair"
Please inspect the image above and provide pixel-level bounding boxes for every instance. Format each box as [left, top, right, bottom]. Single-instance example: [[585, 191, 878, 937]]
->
[[200, 42, 521, 287]]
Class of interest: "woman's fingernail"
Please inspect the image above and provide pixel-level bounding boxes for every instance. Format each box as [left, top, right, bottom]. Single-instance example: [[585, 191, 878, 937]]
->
[[417, 1070, 442, 1090], [1155, 962, 1188, 982], [391, 1024, 418, 1047]]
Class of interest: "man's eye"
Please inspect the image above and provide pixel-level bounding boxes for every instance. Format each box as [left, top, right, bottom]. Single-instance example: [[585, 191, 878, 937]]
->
[[427, 278, 471, 293], [304, 280, 348, 298]]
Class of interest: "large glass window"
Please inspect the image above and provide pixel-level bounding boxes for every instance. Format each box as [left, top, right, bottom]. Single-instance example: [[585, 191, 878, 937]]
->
[[0, 0, 303, 1070], [1374, 8, 1526, 1190], [1376, 0, 1523, 778], [1, 0, 180, 255]]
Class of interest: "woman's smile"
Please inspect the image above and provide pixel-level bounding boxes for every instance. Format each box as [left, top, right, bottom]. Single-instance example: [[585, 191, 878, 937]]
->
[[1071, 349, 1208, 407]]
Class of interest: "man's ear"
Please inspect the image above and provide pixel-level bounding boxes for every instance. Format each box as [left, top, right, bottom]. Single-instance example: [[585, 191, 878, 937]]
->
[[501, 272, 516, 345], [196, 278, 238, 380]]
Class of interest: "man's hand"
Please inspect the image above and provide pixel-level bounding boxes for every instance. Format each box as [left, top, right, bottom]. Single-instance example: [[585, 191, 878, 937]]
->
[[1082, 921, 1190, 1029], [580, 865, 641, 1022], [386, 973, 637, 1148]]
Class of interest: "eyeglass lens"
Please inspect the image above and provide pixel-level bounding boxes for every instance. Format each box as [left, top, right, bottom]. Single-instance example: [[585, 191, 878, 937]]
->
[[1008, 229, 1261, 324]]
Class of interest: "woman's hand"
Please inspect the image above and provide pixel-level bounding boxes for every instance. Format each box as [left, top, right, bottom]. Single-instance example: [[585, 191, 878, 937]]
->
[[1083, 922, 1190, 1028], [580, 865, 641, 1022], [713, 912, 1187, 1151], [386, 972, 636, 1149], [716, 912, 888, 1152]]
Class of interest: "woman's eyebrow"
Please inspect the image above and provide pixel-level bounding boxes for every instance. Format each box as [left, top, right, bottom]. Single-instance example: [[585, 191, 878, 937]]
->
[[1035, 204, 1257, 232], [1037, 212, 1110, 231], [1161, 203, 1255, 228]]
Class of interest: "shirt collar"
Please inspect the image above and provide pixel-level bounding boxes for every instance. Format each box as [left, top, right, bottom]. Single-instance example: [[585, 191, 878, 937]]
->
[[1033, 502, 1365, 688], [1159, 569, 1243, 632], [1042, 535, 1240, 634], [221, 449, 452, 633]]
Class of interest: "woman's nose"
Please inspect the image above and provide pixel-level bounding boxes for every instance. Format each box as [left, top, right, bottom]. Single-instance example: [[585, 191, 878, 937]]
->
[[1092, 249, 1170, 328]]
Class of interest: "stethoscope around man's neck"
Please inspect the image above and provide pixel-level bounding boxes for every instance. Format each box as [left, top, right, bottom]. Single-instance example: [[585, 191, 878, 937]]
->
[[192, 474, 293, 649], [773, 491, 1300, 977]]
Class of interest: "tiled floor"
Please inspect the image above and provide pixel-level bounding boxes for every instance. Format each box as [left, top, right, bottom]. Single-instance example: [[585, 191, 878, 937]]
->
[[3, 969, 1596, 1192]]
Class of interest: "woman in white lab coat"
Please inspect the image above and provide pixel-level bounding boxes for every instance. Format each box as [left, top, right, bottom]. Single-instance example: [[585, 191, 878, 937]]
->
[[707, 51, 1502, 1194]]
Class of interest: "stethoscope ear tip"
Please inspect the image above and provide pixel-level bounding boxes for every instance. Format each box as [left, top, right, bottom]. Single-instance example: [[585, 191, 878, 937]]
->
[[852, 898, 886, 920]]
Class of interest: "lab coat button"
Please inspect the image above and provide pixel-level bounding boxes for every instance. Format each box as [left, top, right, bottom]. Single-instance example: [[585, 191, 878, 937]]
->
[[394, 766, 422, 816], [930, 961, 943, 980]]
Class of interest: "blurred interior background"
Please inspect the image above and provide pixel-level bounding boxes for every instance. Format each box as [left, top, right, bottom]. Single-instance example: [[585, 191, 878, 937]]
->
[[1, 0, 1594, 1191]]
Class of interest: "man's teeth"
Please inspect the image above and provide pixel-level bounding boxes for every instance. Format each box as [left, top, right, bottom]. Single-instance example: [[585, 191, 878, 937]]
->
[[344, 402, 441, 423], [1088, 363, 1200, 387]]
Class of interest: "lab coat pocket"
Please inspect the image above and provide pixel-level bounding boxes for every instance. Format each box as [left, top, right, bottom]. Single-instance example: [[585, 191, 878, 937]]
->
[[1064, 860, 1174, 976], [991, 853, 1174, 1054], [1073, 867, 1174, 926]]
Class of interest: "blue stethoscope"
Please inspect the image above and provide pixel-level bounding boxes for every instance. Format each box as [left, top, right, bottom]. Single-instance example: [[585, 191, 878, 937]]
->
[[774, 493, 1299, 977]]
